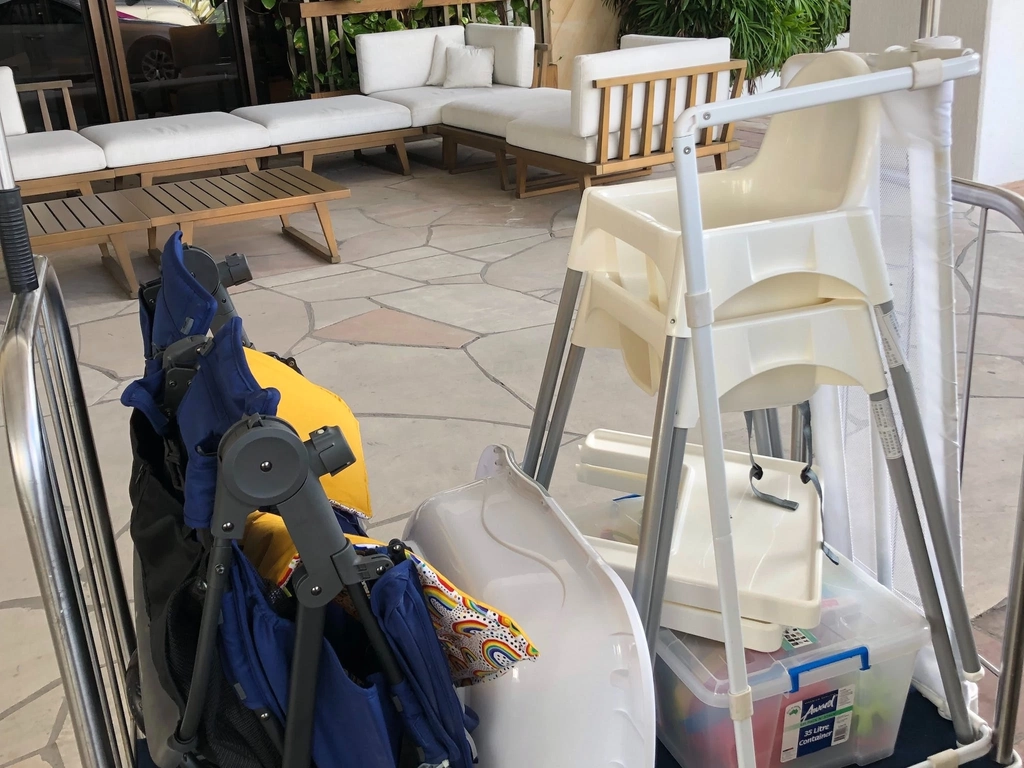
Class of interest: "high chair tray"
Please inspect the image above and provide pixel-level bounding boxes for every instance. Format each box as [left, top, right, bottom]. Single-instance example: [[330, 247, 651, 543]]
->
[[574, 429, 823, 629]]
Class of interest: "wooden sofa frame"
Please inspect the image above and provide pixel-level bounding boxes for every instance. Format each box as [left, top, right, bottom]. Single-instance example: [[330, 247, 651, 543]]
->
[[13, 80, 278, 198], [13, 80, 115, 197], [437, 58, 747, 197]]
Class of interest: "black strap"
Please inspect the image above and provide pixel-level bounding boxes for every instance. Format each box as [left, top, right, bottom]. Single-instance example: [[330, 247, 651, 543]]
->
[[745, 404, 838, 565], [745, 411, 798, 510]]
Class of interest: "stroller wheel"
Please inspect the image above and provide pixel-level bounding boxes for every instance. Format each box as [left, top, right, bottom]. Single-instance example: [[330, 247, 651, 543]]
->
[[126, 651, 146, 734]]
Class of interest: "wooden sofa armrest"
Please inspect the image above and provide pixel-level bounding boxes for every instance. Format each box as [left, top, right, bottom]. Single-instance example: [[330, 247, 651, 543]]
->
[[591, 58, 747, 162], [15, 79, 77, 131]]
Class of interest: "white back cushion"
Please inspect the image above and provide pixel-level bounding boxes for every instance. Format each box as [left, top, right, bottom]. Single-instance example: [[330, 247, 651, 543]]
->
[[357, 26, 465, 94], [0, 67, 28, 137], [464, 23, 535, 88], [571, 37, 731, 138]]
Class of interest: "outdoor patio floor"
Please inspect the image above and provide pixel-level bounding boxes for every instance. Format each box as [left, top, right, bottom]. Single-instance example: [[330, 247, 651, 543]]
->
[[2, 128, 1024, 766]]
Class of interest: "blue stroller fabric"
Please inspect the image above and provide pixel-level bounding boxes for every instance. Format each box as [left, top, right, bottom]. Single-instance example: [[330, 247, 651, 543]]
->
[[123, 233, 477, 768]]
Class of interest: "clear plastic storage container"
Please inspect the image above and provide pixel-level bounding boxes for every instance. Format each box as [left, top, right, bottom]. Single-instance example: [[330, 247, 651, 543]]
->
[[655, 553, 929, 768]]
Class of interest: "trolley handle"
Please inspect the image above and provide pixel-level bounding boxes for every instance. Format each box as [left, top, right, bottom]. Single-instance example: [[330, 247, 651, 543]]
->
[[0, 129, 38, 294], [788, 646, 870, 693]]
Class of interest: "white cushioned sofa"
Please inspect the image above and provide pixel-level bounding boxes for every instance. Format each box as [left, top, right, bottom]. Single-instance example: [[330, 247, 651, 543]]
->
[[3, 26, 745, 202]]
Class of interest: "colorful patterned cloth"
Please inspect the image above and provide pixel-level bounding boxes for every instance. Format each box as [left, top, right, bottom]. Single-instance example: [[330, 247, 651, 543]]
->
[[243, 512, 539, 687]]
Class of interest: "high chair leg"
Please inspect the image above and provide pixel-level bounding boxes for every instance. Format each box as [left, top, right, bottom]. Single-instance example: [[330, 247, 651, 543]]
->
[[523, 269, 583, 478], [536, 343, 585, 489], [868, 390, 975, 745], [643, 425, 688, 636], [875, 301, 982, 680], [632, 335, 689, 654]]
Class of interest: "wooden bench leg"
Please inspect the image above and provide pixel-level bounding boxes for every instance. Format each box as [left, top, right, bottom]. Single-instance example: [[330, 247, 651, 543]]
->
[[393, 138, 411, 176], [714, 152, 728, 171], [442, 135, 457, 171], [280, 214, 290, 228], [245, 158, 259, 173], [102, 233, 140, 297], [515, 157, 528, 199], [140, 172, 154, 187], [495, 151, 509, 192], [302, 151, 315, 171], [179, 221, 195, 246], [78, 182, 94, 196], [280, 203, 339, 264], [146, 227, 161, 261]]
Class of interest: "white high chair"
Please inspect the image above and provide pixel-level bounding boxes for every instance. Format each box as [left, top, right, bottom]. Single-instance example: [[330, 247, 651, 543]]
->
[[520, 50, 982, 756]]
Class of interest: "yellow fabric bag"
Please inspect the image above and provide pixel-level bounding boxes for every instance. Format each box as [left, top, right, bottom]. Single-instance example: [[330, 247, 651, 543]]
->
[[243, 347, 372, 518]]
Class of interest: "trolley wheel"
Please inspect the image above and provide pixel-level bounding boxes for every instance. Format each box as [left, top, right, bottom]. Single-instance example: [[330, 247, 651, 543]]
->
[[126, 651, 146, 734]]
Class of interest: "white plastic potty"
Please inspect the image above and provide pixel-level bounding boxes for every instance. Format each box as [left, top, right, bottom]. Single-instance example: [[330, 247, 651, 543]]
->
[[403, 445, 657, 768]]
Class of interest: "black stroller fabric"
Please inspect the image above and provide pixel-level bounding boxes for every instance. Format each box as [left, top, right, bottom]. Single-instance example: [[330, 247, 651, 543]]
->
[[123, 233, 477, 768]]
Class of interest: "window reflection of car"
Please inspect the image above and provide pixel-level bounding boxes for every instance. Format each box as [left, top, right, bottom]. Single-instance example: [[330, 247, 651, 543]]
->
[[0, 0, 200, 83]]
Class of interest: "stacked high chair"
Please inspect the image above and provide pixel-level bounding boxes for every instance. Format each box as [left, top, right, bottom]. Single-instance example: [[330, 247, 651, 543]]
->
[[521, 49, 986, 766]]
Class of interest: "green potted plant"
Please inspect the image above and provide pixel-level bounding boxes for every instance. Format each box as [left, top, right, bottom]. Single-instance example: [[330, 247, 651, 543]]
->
[[606, 0, 850, 90]]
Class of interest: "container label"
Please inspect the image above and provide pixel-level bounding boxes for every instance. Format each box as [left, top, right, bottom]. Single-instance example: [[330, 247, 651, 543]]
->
[[780, 684, 855, 762], [782, 628, 818, 651]]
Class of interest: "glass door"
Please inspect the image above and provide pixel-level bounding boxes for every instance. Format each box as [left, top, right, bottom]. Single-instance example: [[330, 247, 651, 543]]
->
[[112, 0, 247, 118], [0, 0, 112, 128]]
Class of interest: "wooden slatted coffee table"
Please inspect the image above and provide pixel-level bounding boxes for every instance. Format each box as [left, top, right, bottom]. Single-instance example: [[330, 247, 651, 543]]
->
[[120, 167, 349, 268], [19, 167, 350, 297], [23, 192, 151, 295]]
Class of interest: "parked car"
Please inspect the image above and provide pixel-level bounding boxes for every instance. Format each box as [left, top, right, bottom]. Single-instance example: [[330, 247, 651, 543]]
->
[[0, 0, 200, 84]]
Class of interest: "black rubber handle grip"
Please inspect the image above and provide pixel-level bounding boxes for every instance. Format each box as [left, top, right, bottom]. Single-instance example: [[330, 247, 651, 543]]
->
[[0, 187, 38, 293]]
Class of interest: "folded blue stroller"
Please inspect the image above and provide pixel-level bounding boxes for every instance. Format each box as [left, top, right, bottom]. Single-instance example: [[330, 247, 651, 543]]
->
[[122, 233, 479, 768]]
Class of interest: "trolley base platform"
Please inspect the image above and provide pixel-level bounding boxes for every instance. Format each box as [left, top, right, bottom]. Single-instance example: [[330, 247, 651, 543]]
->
[[655, 690, 1003, 768]]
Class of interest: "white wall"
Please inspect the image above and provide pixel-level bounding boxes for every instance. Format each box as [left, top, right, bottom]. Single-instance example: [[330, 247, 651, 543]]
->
[[850, 0, 987, 180], [850, 0, 1024, 184], [974, 0, 1024, 184]]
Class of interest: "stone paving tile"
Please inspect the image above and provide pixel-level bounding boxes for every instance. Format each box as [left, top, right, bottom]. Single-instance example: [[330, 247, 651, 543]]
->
[[0, 608, 58, 710], [483, 237, 572, 294], [356, 246, 445, 268], [311, 298, 376, 330], [230, 288, 311, 353], [76, 314, 150, 379], [0, 687, 63, 763], [428, 224, 550, 252], [275, 270, 418, 302], [252, 262, 360, 288], [293, 341, 532, 425], [961, 398, 1024, 615], [315, 308, 477, 349], [377, 254, 482, 281], [455, 233, 554, 263], [378, 284, 556, 334], [337, 227, 429, 262]]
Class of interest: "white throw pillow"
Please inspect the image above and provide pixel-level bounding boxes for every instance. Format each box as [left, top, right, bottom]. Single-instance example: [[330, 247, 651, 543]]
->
[[426, 35, 457, 86], [443, 46, 494, 88]]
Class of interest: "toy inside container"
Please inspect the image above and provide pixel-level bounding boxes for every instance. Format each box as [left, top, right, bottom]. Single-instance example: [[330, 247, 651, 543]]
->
[[655, 552, 929, 768]]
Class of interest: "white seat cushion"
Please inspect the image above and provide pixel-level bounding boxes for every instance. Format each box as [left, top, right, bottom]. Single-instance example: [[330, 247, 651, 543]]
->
[[372, 84, 516, 127], [8, 130, 107, 181], [506, 109, 663, 165], [233, 95, 412, 146], [80, 112, 271, 168], [441, 87, 569, 138]]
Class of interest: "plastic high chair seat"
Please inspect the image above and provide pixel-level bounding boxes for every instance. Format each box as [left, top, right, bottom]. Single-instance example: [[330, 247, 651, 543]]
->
[[521, 51, 981, 690]]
